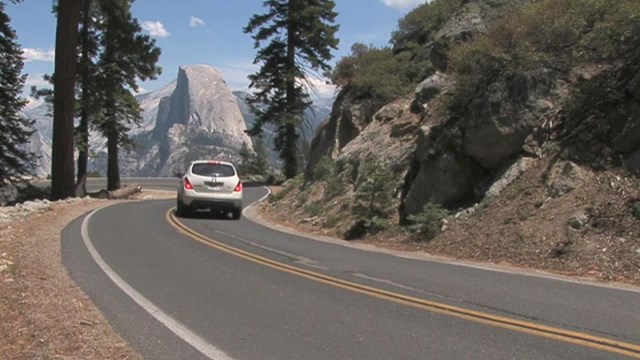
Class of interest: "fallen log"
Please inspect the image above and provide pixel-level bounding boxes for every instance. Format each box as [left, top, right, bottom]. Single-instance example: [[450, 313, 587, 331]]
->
[[108, 184, 142, 199], [87, 184, 142, 200]]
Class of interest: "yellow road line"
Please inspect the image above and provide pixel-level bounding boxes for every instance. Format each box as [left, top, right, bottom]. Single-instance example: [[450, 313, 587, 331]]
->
[[166, 209, 640, 359]]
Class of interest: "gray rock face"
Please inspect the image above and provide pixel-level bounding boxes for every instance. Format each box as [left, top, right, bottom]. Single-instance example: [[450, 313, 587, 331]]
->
[[135, 80, 176, 135], [28, 131, 52, 177], [305, 92, 385, 180], [414, 72, 450, 107], [337, 99, 420, 179], [463, 71, 558, 169], [150, 65, 253, 176], [402, 150, 485, 217]]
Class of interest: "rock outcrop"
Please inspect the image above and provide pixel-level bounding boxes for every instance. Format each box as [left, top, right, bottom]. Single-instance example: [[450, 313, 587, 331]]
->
[[305, 91, 386, 180], [149, 65, 253, 176], [304, 0, 639, 223]]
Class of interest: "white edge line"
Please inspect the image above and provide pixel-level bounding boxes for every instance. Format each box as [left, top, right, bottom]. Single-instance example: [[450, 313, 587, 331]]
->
[[81, 206, 234, 360], [242, 186, 271, 217]]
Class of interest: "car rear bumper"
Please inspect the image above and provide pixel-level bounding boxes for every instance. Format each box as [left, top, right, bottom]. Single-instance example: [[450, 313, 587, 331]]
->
[[181, 191, 242, 210]]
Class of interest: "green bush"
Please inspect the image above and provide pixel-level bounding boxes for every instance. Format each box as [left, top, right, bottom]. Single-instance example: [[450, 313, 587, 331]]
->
[[391, 0, 466, 56], [331, 44, 417, 103], [304, 203, 323, 217], [448, 0, 640, 111], [314, 156, 335, 182], [352, 157, 396, 220], [407, 202, 449, 240], [269, 173, 304, 203]]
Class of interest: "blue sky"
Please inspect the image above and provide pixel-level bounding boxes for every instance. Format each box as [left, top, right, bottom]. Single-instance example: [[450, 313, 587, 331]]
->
[[6, 0, 425, 97]]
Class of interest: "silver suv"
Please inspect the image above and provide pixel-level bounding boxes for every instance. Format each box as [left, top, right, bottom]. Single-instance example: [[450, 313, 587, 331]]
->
[[176, 160, 243, 219]]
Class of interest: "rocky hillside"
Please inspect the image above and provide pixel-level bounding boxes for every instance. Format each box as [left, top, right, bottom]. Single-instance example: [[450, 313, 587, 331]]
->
[[265, 0, 640, 284]]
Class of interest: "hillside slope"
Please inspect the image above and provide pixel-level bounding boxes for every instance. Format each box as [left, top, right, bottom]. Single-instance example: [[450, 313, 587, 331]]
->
[[263, 0, 640, 285]]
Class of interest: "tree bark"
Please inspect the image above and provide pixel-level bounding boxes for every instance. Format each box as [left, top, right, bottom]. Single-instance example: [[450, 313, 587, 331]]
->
[[106, 126, 120, 191], [76, 0, 92, 196], [51, 0, 81, 201]]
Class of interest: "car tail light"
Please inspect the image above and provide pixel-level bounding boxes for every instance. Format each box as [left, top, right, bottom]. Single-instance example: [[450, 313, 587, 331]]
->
[[234, 181, 243, 192], [208, 161, 220, 165], [184, 177, 194, 190]]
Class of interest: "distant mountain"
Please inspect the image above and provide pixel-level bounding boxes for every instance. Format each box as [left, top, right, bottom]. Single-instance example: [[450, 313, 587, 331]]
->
[[233, 90, 332, 141], [22, 64, 336, 177]]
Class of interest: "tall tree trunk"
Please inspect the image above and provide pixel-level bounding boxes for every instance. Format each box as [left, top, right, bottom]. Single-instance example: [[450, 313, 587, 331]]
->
[[76, 0, 92, 196], [284, 0, 298, 179], [51, 0, 81, 201], [106, 124, 120, 191]]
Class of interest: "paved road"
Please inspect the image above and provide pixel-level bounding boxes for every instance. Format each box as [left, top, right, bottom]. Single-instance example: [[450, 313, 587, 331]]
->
[[62, 183, 640, 360]]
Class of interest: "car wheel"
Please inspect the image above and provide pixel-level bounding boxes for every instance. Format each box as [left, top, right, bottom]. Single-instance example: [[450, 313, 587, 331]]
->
[[177, 200, 191, 218], [176, 199, 184, 217], [232, 207, 242, 220]]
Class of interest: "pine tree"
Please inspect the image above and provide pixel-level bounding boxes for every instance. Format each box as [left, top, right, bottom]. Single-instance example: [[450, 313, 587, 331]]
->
[[238, 141, 252, 175], [352, 157, 395, 221], [0, 1, 34, 183], [252, 135, 270, 175], [96, 0, 161, 191], [75, 0, 102, 195], [244, 0, 339, 179], [51, 0, 81, 200]]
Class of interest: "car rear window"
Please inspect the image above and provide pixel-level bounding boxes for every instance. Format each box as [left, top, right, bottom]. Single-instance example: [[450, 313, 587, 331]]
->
[[191, 163, 236, 177]]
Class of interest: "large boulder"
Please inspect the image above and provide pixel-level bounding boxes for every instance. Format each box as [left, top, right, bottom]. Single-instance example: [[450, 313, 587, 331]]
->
[[337, 99, 420, 179], [462, 71, 558, 169], [402, 150, 485, 218], [414, 72, 451, 108]]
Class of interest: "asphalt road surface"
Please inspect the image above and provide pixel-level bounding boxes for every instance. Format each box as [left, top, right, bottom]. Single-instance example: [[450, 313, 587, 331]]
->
[[61, 180, 640, 360]]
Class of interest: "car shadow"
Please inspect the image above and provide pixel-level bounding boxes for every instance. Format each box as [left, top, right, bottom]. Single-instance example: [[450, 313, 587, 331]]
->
[[176, 209, 238, 221]]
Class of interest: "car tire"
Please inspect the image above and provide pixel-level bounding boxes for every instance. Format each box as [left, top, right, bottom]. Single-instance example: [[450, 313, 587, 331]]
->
[[232, 207, 242, 220], [176, 199, 190, 218]]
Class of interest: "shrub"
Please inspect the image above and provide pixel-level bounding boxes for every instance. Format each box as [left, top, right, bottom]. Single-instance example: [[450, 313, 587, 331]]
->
[[352, 157, 396, 220], [391, 0, 466, 55], [448, 0, 640, 113], [269, 173, 304, 203], [331, 44, 417, 103], [304, 203, 323, 217], [407, 202, 449, 240]]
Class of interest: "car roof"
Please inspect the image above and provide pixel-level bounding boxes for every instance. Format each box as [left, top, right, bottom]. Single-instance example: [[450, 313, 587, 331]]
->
[[190, 160, 235, 167]]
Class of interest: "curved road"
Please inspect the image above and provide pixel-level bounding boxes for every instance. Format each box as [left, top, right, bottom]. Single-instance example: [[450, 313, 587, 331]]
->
[[62, 179, 640, 359]]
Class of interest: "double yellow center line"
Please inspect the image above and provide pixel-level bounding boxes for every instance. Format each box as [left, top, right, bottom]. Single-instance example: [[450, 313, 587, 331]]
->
[[167, 209, 640, 359]]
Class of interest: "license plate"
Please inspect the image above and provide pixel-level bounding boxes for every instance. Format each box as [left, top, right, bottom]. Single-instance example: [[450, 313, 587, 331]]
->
[[205, 182, 223, 188]]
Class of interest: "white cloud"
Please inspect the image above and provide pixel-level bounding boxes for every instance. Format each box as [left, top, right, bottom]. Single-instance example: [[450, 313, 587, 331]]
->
[[141, 21, 170, 38], [380, 0, 427, 10], [190, 16, 205, 27], [22, 48, 55, 62]]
